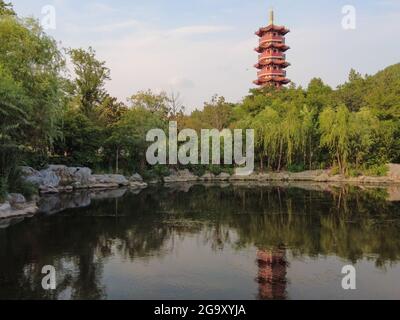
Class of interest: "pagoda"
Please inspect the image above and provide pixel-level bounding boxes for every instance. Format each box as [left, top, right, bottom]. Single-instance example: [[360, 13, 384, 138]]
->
[[254, 10, 290, 88]]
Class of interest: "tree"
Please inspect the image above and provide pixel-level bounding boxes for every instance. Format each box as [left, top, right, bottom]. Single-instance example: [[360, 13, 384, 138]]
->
[[109, 107, 167, 172], [319, 104, 354, 174], [0, 0, 15, 16], [128, 90, 170, 120], [69, 47, 111, 119]]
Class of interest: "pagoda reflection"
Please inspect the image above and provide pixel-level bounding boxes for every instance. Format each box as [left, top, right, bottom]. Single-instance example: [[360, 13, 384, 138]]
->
[[256, 247, 288, 300]]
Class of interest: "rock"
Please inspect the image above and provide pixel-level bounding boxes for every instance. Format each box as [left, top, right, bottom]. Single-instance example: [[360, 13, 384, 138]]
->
[[200, 172, 215, 181], [89, 183, 120, 189], [0, 201, 38, 219], [314, 173, 330, 182], [67, 167, 92, 185], [387, 164, 400, 180], [129, 181, 148, 189], [290, 170, 325, 181], [129, 173, 144, 182], [91, 174, 129, 186], [215, 173, 230, 181], [7, 193, 26, 207], [21, 166, 44, 186], [0, 202, 12, 213], [164, 169, 199, 183], [39, 168, 61, 187], [230, 174, 257, 181]]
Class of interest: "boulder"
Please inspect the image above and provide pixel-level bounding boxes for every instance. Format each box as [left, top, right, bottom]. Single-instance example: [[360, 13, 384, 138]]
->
[[290, 170, 325, 181], [91, 174, 129, 186], [129, 181, 148, 189], [164, 169, 199, 183], [7, 193, 26, 207], [314, 173, 330, 182], [0, 202, 11, 214], [129, 173, 144, 182], [387, 164, 400, 181], [200, 172, 215, 181], [215, 173, 230, 181], [67, 167, 92, 185], [0, 200, 38, 219], [21, 166, 45, 186]]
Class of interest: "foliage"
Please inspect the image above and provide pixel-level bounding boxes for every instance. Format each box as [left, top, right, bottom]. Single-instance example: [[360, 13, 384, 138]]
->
[[1, 0, 400, 196]]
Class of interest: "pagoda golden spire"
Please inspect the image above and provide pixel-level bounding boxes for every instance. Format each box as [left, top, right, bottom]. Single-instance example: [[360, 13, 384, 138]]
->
[[269, 9, 274, 25]]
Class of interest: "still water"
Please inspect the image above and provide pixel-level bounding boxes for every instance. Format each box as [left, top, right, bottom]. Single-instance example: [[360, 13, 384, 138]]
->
[[1, 182, 400, 300]]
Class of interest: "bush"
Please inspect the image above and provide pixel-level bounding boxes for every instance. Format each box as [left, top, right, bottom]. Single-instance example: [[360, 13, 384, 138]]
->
[[362, 164, 389, 177], [7, 167, 38, 200], [287, 164, 305, 173]]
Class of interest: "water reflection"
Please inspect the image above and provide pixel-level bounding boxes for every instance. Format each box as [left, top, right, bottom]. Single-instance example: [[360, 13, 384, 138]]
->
[[1, 183, 400, 299], [257, 248, 288, 300]]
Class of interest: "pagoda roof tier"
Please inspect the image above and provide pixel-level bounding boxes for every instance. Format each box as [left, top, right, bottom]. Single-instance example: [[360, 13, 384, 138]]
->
[[254, 60, 290, 69], [253, 77, 291, 86], [254, 43, 290, 53], [255, 24, 290, 37]]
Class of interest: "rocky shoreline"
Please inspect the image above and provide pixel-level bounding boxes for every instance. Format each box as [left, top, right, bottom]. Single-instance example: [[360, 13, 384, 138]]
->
[[2, 163, 400, 220], [0, 165, 147, 220], [163, 164, 400, 185]]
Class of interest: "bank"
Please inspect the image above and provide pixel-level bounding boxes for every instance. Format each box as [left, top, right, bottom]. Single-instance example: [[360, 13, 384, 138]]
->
[[2, 163, 400, 220]]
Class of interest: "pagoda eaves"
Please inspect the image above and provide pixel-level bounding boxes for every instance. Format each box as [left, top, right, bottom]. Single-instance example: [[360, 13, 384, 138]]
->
[[254, 10, 291, 88]]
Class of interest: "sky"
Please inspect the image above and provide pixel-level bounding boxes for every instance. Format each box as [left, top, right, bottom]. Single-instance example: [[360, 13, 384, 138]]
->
[[10, 0, 400, 111]]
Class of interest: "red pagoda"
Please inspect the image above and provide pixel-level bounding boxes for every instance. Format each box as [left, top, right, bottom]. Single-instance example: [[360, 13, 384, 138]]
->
[[254, 10, 290, 88]]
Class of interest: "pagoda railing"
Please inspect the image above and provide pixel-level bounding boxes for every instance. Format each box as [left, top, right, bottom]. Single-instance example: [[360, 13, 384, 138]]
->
[[258, 70, 286, 78], [259, 51, 285, 60], [260, 35, 284, 44]]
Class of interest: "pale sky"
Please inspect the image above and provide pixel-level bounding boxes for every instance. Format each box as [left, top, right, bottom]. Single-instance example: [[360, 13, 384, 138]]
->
[[11, 0, 400, 111]]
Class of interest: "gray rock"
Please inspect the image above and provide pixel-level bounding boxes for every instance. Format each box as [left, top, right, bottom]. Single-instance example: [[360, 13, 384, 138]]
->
[[200, 172, 215, 181], [129, 181, 148, 189], [164, 169, 199, 182], [129, 173, 144, 182], [91, 174, 129, 186], [314, 173, 330, 182], [0, 201, 37, 220], [7, 193, 26, 206], [215, 173, 230, 181], [0, 202, 12, 213], [41, 169, 61, 187], [67, 167, 92, 185], [21, 166, 43, 186]]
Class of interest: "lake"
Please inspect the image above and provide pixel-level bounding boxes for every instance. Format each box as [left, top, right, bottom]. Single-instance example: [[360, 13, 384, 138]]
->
[[1, 182, 400, 300]]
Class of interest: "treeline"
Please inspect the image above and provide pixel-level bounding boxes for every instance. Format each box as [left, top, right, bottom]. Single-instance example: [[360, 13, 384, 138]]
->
[[1, 0, 400, 198]]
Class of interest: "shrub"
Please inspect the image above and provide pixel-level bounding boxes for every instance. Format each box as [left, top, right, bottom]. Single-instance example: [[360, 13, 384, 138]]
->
[[362, 164, 389, 177]]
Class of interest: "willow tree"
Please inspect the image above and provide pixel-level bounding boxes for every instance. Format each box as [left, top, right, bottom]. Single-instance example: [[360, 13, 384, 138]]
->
[[252, 107, 282, 170], [319, 104, 354, 174]]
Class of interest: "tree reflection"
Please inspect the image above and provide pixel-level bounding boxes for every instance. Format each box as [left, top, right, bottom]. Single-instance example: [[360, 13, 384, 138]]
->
[[1, 183, 400, 299]]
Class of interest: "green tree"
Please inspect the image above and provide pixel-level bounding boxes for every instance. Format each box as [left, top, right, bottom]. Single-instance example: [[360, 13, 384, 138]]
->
[[0, 0, 15, 16], [319, 104, 354, 174], [69, 47, 111, 119]]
